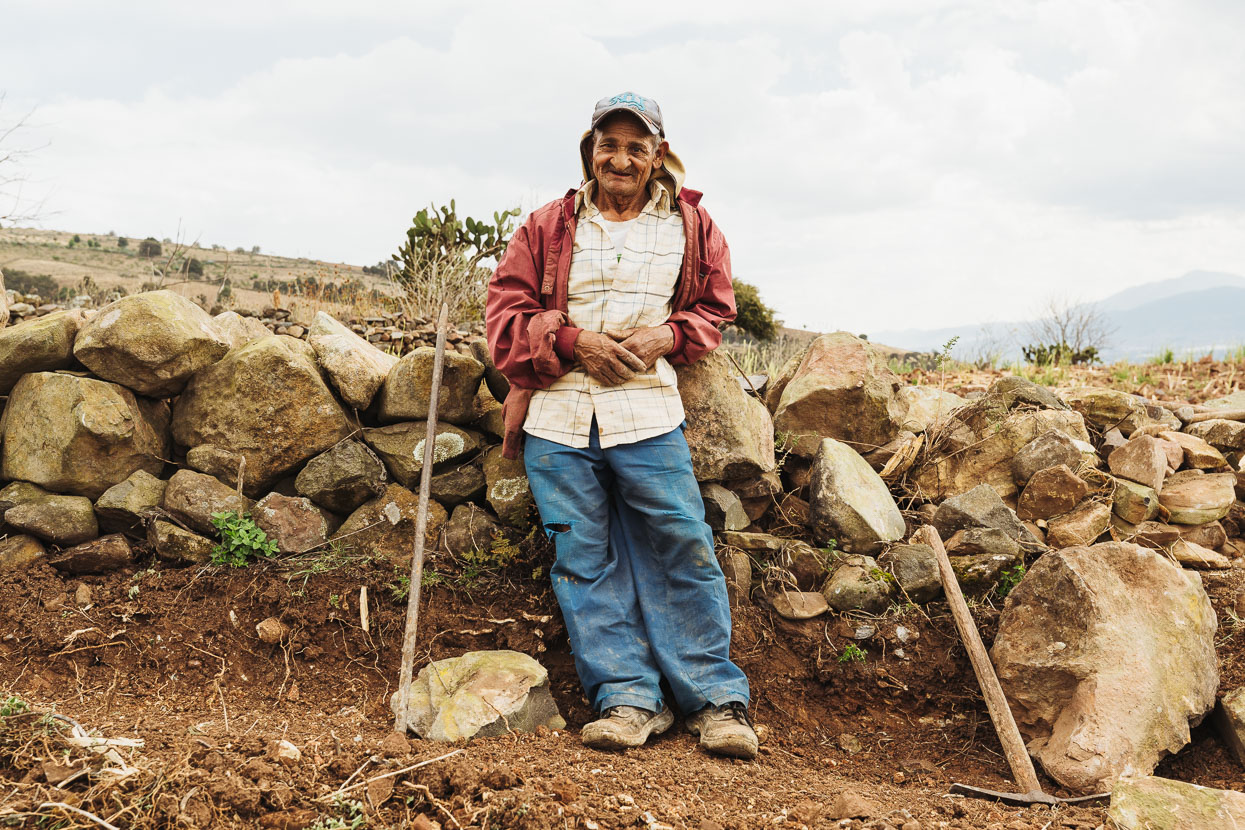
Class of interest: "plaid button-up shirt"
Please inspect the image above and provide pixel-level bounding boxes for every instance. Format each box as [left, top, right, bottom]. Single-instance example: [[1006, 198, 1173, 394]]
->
[[523, 179, 686, 449]]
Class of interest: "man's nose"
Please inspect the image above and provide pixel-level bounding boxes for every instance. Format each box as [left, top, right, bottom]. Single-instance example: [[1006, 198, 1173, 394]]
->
[[611, 148, 630, 170]]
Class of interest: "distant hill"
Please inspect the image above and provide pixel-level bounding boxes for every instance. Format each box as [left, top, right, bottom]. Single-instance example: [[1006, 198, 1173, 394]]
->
[[869, 270, 1245, 363]]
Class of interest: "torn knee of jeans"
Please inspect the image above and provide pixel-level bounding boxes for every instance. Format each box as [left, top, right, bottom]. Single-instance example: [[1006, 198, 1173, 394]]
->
[[543, 522, 572, 538]]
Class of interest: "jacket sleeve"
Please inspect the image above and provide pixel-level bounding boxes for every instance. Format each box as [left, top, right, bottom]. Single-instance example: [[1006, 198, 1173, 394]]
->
[[665, 208, 737, 365], [485, 217, 574, 390]]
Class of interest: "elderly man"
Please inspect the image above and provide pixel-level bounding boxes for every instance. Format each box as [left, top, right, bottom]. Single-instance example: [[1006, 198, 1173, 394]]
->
[[486, 92, 755, 759]]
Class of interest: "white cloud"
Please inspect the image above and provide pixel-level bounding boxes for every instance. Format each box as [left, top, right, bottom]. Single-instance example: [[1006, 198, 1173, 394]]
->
[[2, 0, 1243, 334]]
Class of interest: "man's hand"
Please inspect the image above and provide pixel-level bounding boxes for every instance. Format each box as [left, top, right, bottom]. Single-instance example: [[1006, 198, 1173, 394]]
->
[[604, 325, 674, 370], [573, 330, 647, 385]]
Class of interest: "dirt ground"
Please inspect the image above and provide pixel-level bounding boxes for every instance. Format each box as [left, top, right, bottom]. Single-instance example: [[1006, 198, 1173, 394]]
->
[[1, 541, 1242, 830]]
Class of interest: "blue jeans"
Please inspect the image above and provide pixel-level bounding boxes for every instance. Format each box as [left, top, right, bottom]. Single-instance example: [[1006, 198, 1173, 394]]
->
[[524, 421, 750, 714]]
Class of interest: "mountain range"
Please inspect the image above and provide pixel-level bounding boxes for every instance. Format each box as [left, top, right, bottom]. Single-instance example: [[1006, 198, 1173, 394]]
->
[[869, 270, 1245, 363]]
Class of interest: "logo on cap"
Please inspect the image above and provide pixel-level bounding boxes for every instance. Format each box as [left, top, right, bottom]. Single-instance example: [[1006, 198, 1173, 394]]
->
[[608, 92, 647, 112]]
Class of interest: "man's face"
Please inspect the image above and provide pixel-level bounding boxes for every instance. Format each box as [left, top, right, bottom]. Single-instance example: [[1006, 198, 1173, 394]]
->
[[591, 113, 668, 204]]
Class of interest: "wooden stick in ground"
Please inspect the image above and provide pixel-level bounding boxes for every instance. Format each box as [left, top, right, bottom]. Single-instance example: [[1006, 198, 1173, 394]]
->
[[913, 525, 1044, 796], [393, 302, 450, 734]]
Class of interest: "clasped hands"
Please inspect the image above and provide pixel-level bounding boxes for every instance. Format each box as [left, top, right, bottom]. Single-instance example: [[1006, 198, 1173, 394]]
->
[[572, 325, 674, 386]]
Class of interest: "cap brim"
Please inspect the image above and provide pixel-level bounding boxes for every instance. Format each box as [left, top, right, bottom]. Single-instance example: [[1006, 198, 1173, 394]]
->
[[590, 106, 661, 135]]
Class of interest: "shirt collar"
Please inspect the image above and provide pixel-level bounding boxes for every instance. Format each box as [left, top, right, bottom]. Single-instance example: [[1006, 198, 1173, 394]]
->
[[575, 178, 673, 218]]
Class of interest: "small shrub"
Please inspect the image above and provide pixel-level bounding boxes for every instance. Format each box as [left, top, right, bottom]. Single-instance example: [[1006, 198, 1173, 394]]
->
[[1, 695, 30, 717], [117, 236, 129, 248], [731, 279, 779, 341], [185, 257, 204, 277], [2, 269, 58, 297], [70, 234, 81, 244], [138, 237, 162, 257], [210, 511, 277, 567], [997, 563, 1026, 598]]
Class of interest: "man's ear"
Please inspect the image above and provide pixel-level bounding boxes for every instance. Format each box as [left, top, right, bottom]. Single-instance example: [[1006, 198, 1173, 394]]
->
[[654, 140, 669, 167]]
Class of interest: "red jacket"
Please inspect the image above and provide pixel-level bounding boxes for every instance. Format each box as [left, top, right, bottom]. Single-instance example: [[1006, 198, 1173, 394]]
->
[[486, 185, 736, 456]]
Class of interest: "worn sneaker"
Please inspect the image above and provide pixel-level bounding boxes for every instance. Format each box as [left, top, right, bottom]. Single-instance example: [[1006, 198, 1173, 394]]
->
[[581, 705, 675, 750], [685, 701, 758, 760]]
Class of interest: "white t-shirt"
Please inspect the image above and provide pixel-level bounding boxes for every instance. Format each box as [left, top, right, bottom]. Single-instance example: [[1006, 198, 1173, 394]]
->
[[599, 216, 638, 257]]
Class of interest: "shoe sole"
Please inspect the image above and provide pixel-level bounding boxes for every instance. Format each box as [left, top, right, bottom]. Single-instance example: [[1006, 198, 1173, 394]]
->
[[581, 709, 675, 750]]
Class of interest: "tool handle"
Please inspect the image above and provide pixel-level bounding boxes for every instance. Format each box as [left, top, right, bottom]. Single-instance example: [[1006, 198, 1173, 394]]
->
[[394, 302, 450, 733], [915, 525, 1043, 795]]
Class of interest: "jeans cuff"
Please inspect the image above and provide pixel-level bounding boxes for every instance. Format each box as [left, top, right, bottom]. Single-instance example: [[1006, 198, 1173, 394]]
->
[[596, 692, 665, 714], [682, 686, 751, 712]]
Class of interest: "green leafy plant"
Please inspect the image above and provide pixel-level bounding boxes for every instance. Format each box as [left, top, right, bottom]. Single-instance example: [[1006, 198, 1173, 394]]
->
[[938, 335, 960, 389], [838, 643, 867, 663], [209, 511, 277, 567], [997, 563, 1026, 598], [1, 695, 30, 717], [308, 797, 367, 830], [731, 279, 779, 341]]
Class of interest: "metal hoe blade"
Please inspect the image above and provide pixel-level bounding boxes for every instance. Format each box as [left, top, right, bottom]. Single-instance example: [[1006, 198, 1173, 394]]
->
[[949, 783, 1110, 806]]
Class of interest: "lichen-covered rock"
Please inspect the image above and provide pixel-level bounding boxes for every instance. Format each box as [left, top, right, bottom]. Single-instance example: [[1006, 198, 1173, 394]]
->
[[162, 469, 253, 536], [0, 309, 85, 394], [1065, 388, 1180, 436], [307, 311, 399, 410], [331, 483, 446, 565], [294, 439, 387, 514], [48, 534, 133, 574], [1108, 776, 1245, 830], [771, 332, 909, 457], [390, 650, 565, 741], [992, 542, 1218, 793], [148, 520, 215, 565], [363, 421, 484, 488], [211, 310, 271, 350], [0, 535, 45, 571], [878, 544, 941, 603], [171, 336, 354, 494], [808, 438, 905, 553], [483, 447, 534, 531], [95, 470, 167, 534], [820, 554, 893, 613], [5, 495, 98, 545], [73, 290, 230, 396], [674, 351, 776, 481], [253, 493, 329, 554], [377, 347, 484, 425], [1158, 470, 1236, 525], [1, 372, 170, 499]]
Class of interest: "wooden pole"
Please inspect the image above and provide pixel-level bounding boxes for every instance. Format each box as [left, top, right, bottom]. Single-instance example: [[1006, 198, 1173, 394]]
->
[[393, 302, 450, 734], [914, 525, 1044, 796]]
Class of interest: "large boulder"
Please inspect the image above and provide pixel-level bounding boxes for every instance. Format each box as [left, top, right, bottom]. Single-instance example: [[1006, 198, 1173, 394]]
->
[[1064, 388, 1179, 436], [162, 469, 253, 536], [442, 504, 506, 559], [770, 332, 909, 457], [307, 311, 398, 410], [294, 439, 388, 514], [1016, 465, 1089, 521], [674, 351, 776, 481], [911, 406, 1091, 502], [331, 484, 446, 565], [73, 290, 230, 396], [0, 309, 86, 394], [808, 438, 905, 553], [390, 650, 565, 741], [1108, 776, 1245, 830], [991, 542, 1218, 793], [94, 470, 167, 535], [1046, 500, 1112, 548], [171, 336, 354, 495], [1, 372, 170, 499], [376, 347, 484, 425], [1108, 435, 1168, 492], [932, 484, 1036, 548], [362, 421, 485, 488], [5, 495, 98, 546], [1011, 430, 1083, 488]]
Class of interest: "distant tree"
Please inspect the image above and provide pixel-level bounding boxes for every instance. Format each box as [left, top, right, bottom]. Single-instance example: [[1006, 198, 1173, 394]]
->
[[1022, 296, 1113, 366], [1, 96, 43, 226], [70, 234, 81, 244], [731, 279, 779, 341], [250, 245, 260, 255], [117, 236, 128, 249], [185, 257, 204, 277], [138, 237, 162, 257]]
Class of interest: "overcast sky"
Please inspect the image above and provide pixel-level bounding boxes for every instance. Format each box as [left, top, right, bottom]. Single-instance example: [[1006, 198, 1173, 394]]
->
[[2, 0, 1243, 334]]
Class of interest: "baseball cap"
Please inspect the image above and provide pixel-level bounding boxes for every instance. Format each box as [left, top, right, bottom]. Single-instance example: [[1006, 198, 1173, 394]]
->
[[590, 92, 664, 137]]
